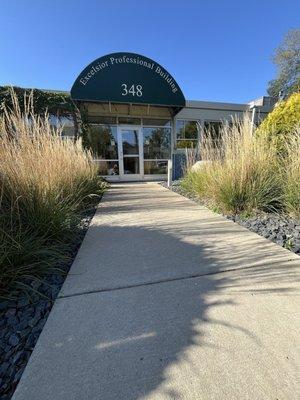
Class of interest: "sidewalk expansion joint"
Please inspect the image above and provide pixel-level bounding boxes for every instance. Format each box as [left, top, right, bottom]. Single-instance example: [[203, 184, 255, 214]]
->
[[58, 259, 296, 300]]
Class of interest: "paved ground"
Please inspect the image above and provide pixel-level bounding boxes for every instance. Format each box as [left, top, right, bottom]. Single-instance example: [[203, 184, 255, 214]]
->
[[13, 183, 300, 400]]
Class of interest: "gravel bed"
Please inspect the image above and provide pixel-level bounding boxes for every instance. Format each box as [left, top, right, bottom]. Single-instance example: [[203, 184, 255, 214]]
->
[[0, 206, 97, 399], [162, 180, 300, 254]]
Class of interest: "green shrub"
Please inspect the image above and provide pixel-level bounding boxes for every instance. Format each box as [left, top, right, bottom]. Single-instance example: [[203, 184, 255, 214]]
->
[[256, 92, 300, 150]]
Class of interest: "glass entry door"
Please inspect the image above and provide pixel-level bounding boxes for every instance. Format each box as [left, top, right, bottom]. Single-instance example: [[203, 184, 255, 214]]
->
[[118, 126, 143, 180]]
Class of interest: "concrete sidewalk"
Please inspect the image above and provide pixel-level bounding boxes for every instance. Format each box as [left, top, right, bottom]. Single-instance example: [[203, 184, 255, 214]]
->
[[13, 183, 300, 400]]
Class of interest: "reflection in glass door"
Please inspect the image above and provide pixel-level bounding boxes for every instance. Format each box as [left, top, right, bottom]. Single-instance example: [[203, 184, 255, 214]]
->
[[118, 127, 142, 180]]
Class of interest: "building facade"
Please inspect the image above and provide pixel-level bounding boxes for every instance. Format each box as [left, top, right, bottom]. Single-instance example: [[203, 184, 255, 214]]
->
[[68, 52, 275, 181]]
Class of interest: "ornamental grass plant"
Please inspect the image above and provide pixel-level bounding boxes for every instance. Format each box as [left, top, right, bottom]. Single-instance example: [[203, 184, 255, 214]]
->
[[181, 116, 283, 215], [283, 129, 300, 218], [0, 89, 105, 298]]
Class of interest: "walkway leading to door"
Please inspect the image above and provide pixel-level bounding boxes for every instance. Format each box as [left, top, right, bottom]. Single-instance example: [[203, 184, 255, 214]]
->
[[13, 183, 300, 400]]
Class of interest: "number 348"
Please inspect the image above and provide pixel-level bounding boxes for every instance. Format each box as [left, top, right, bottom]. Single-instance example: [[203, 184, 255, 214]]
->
[[121, 84, 143, 97]]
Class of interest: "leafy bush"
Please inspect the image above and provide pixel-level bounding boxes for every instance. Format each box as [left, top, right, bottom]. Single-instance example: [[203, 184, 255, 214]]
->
[[182, 116, 282, 215], [0, 90, 106, 298], [256, 92, 300, 149]]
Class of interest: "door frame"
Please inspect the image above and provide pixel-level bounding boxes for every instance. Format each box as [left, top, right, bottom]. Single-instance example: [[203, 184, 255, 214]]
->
[[117, 125, 143, 181]]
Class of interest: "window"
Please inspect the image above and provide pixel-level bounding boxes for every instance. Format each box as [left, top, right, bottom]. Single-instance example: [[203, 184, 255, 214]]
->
[[118, 117, 141, 125], [85, 124, 118, 159], [49, 115, 76, 139], [85, 124, 119, 175], [143, 127, 171, 159], [203, 121, 223, 146], [144, 160, 168, 174], [142, 118, 171, 127], [176, 120, 199, 149], [88, 116, 117, 124], [95, 160, 119, 175], [143, 127, 171, 175]]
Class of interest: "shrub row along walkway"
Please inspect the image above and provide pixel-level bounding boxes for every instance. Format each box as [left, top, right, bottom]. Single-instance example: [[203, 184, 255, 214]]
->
[[13, 183, 299, 400]]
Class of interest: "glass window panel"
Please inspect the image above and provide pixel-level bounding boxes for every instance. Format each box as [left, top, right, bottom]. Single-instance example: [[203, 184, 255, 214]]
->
[[88, 116, 117, 124], [118, 117, 141, 125], [123, 157, 140, 174], [143, 128, 171, 159], [96, 160, 119, 175], [142, 118, 171, 127], [176, 120, 199, 148], [49, 115, 75, 137], [85, 125, 118, 159], [176, 120, 199, 140], [144, 160, 168, 175], [122, 130, 139, 155], [176, 140, 198, 149], [184, 121, 198, 139], [204, 121, 223, 146], [61, 125, 75, 138], [176, 120, 185, 139]]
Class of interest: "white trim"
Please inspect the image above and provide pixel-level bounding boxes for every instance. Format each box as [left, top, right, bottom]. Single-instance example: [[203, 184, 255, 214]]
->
[[104, 175, 167, 183], [94, 124, 172, 181], [91, 122, 171, 129], [118, 125, 143, 181]]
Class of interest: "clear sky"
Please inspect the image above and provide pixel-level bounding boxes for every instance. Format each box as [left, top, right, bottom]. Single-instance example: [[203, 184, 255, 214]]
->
[[1, 0, 299, 103]]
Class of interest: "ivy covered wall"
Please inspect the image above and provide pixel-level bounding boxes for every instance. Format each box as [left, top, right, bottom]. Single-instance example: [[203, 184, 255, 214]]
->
[[0, 86, 80, 138]]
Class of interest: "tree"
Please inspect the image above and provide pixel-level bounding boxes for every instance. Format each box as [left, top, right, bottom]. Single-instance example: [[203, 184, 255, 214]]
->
[[267, 29, 300, 98]]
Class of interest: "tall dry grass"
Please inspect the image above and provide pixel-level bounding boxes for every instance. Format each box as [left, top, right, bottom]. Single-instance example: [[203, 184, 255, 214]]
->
[[182, 115, 282, 215], [283, 129, 300, 218], [0, 90, 105, 298]]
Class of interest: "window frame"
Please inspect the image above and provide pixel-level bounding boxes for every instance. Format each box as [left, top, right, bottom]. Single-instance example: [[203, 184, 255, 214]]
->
[[87, 118, 172, 177], [175, 119, 200, 149]]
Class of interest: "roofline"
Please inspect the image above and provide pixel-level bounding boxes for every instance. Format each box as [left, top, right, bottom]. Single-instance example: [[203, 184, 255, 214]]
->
[[0, 86, 275, 111], [185, 100, 248, 111]]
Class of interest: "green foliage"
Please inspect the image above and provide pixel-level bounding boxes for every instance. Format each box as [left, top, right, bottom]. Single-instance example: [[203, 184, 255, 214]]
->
[[283, 133, 300, 218], [0, 85, 74, 116], [256, 93, 300, 149], [267, 29, 300, 98]]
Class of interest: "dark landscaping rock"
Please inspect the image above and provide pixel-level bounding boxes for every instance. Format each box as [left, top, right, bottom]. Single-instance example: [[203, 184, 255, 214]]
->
[[18, 327, 31, 339], [0, 301, 11, 311], [5, 309, 16, 318], [12, 351, 24, 366], [25, 335, 36, 349], [0, 362, 10, 377], [0, 205, 97, 399], [8, 334, 19, 347], [162, 180, 300, 256], [15, 320, 28, 332], [12, 368, 24, 383], [17, 297, 29, 308], [7, 316, 19, 327], [292, 229, 300, 239]]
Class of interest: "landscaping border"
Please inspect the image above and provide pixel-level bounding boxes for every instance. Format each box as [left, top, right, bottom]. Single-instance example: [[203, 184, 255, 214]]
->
[[162, 181, 300, 255]]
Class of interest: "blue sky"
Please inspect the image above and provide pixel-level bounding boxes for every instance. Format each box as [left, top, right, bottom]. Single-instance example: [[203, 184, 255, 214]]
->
[[1, 0, 299, 103]]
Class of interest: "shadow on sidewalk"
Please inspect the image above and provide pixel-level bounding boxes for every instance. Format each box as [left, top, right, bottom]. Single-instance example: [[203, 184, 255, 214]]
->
[[39, 225, 298, 400]]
